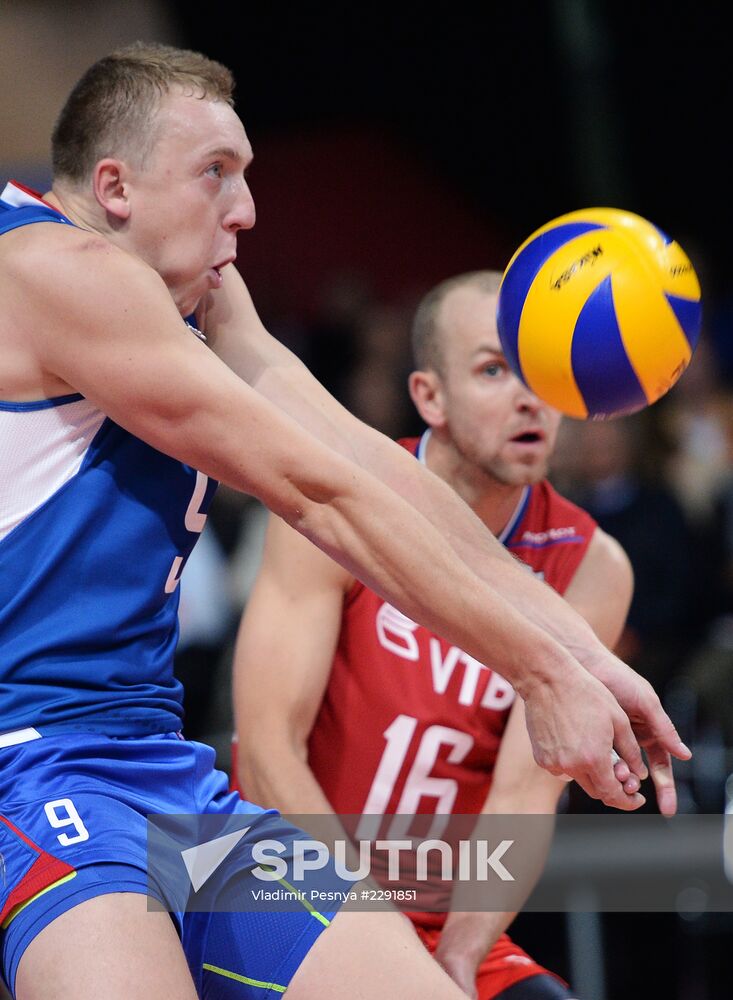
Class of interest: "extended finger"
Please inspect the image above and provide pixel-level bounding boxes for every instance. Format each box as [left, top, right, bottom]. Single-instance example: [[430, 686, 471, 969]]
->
[[656, 721, 691, 763], [645, 744, 678, 817], [638, 690, 691, 762]]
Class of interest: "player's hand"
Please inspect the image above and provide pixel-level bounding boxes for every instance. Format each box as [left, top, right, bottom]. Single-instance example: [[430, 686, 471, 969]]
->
[[523, 661, 652, 811], [581, 648, 690, 816]]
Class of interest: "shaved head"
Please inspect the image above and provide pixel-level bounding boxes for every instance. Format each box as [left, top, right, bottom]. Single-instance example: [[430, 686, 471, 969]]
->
[[411, 270, 503, 374]]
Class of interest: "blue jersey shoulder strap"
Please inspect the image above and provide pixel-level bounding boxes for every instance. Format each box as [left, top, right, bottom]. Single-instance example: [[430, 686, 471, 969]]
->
[[0, 201, 73, 235]]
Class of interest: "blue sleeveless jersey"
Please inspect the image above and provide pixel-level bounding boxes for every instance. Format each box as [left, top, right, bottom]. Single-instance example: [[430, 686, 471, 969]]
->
[[0, 184, 218, 735]]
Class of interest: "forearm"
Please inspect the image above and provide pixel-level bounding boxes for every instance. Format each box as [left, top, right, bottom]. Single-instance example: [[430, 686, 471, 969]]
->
[[208, 279, 601, 670], [121, 354, 567, 694], [447, 704, 562, 939], [445, 810, 557, 951], [437, 910, 516, 967], [212, 277, 689, 810], [238, 735, 334, 815], [251, 359, 602, 662], [121, 351, 555, 692], [294, 468, 573, 698], [356, 426, 603, 661]]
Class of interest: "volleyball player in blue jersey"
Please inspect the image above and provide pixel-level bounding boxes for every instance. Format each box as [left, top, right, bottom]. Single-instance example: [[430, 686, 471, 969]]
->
[[0, 42, 686, 1000]]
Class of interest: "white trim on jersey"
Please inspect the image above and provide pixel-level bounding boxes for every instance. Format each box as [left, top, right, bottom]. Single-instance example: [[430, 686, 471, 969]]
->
[[0, 396, 106, 541], [416, 428, 432, 464], [497, 486, 530, 545], [0, 727, 42, 747], [1, 180, 46, 208]]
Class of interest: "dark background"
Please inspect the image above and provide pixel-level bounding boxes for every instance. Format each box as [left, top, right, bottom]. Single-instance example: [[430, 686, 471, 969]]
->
[[175, 4, 733, 323], [169, 7, 733, 998]]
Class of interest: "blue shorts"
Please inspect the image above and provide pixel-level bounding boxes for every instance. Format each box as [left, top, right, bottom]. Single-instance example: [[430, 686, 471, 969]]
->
[[0, 732, 348, 998]]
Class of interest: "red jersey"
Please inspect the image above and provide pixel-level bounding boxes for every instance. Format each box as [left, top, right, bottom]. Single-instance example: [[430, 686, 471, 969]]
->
[[232, 433, 594, 994], [307, 434, 597, 822]]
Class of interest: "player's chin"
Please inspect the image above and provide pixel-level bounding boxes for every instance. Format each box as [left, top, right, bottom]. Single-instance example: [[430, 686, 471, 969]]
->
[[501, 442, 548, 464], [174, 281, 209, 318], [498, 461, 547, 486]]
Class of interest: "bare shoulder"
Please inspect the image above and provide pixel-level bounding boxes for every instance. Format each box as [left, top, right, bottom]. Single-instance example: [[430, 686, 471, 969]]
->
[[565, 526, 633, 646], [0, 222, 164, 336], [0, 222, 165, 354], [0, 223, 172, 398], [584, 526, 633, 583], [2, 221, 158, 304], [2, 218, 122, 277]]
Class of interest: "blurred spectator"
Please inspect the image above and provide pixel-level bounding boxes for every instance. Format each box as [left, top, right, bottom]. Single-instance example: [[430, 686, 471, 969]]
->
[[676, 392, 733, 758], [661, 338, 731, 525], [552, 409, 731, 813], [342, 301, 420, 436], [306, 269, 376, 401], [551, 412, 703, 698]]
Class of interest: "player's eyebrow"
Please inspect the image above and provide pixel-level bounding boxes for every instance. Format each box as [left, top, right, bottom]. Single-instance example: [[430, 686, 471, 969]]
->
[[472, 343, 504, 357], [203, 146, 251, 167]]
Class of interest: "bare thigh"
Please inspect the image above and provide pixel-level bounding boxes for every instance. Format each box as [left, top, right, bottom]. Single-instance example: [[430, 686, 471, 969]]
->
[[285, 908, 467, 1000], [14, 893, 196, 1000]]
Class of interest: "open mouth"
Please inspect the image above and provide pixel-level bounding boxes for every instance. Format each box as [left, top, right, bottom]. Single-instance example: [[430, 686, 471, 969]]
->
[[511, 431, 544, 444], [209, 256, 236, 283], [214, 255, 236, 273]]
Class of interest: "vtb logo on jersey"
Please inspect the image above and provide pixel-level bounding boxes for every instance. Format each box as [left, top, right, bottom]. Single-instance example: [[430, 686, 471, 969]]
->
[[375, 602, 515, 712]]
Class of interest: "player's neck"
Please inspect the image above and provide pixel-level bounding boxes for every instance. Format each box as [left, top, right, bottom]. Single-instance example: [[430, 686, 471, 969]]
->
[[421, 430, 529, 538], [45, 187, 108, 238]]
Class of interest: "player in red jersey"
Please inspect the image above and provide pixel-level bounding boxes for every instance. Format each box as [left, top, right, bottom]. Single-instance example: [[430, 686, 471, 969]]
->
[[232, 270, 635, 998]]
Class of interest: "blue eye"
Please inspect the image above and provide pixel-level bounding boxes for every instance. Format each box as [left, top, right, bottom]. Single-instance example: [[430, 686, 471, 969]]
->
[[483, 363, 502, 377], [206, 163, 223, 178]]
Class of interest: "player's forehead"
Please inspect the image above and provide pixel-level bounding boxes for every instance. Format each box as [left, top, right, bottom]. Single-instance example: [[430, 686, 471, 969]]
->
[[152, 88, 252, 164], [438, 283, 501, 362]]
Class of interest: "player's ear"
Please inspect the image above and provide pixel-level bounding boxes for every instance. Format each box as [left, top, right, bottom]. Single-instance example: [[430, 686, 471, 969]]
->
[[408, 369, 447, 428], [93, 159, 131, 222]]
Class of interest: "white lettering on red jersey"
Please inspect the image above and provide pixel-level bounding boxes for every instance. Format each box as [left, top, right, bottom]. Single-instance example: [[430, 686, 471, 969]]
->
[[307, 433, 598, 823]]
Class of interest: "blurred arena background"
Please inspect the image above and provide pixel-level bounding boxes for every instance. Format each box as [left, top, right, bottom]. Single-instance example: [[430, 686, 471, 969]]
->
[[2, 3, 732, 997]]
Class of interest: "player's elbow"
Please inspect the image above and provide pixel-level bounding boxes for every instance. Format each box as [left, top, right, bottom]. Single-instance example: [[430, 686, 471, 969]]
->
[[237, 713, 309, 801], [237, 746, 269, 804], [236, 725, 280, 803], [254, 450, 356, 545]]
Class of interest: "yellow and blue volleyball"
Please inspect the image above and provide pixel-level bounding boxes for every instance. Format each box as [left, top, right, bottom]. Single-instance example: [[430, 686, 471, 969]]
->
[[496, 208, 702, 419]]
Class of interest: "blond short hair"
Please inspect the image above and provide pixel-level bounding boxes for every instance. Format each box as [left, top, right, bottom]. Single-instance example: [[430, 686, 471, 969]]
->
[[52, 41, 235, 183]]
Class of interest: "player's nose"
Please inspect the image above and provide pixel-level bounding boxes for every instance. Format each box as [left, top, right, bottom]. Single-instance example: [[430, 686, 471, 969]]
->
[[514, 378, 543, 413], [225, 178, 256, 232]]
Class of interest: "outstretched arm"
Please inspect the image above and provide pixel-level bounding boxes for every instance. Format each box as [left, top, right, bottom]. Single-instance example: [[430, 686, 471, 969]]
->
[[14, 223, 682, 809], [22, 243, 559, 696], [13, 231, 630, 797], [563, 526, 677, 817], [435, 527, 638, 995], [204, 268, 689, 804]]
